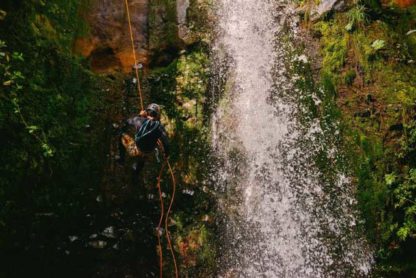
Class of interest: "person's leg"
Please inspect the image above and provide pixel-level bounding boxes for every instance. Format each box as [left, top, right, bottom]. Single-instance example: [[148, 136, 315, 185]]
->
[[117, 136, 126, 165], [116, 120, 130, 165], [132, 155, 146, 185]]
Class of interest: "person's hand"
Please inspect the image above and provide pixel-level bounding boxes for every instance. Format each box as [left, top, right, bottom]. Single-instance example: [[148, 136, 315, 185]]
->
[[139, 110, 147, 117]]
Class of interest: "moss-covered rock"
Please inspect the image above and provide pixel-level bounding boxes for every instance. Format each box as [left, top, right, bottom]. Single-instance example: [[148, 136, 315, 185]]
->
[[309, 2, 416, 275], [146, 45, 216, 275]]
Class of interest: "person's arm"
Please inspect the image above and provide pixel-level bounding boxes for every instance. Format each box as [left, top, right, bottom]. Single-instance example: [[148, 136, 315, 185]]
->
[[127, 115, 146, 130]]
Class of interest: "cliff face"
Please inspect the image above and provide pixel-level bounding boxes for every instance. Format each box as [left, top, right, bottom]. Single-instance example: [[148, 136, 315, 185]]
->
[[74, 0, 211, 72], [74, 0, 148, 73]]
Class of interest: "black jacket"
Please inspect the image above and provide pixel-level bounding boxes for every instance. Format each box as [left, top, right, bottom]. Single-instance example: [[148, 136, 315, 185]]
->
[[127, 116, 169, 156]]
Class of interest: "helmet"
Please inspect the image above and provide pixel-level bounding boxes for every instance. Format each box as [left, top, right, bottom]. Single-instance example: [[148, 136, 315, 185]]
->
[[146, 103, 161, 118]]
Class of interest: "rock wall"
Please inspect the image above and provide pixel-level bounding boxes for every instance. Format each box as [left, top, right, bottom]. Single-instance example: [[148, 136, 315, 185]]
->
[[74, 0, 148, 73]]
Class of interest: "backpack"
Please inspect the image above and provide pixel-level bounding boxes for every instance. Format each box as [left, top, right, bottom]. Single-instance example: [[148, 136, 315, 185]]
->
[[135, 119, 161, 153]]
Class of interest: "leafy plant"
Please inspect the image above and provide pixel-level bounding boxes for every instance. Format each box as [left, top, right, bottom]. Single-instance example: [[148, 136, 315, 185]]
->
[[392, 169, 416, 241], [371, 39, 385, 51], [385, 172, 397, 186], [345, 5, 367, 32], [0, 42, 53, 157]]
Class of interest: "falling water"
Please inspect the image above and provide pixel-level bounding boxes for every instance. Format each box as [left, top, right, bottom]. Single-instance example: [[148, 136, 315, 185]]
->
[[211, 0, 373, 277]]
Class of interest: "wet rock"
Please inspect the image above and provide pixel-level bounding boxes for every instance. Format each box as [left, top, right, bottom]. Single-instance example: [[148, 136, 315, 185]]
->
[[89, 234, 98, 239], [147, 194, 154, 200], [182, 189, 195, 196], [294, 54, 308, 63], [96, 195, 103, 202], [74, 0, 149, 72], [102, 226, 116, 238], [407, 29, 416, 36], [298, 0, 346, 21], [177, 0, 190, 42], [177, 0, 198, 45], [89, 240, 107, 249], [68, 236, 78, 242]]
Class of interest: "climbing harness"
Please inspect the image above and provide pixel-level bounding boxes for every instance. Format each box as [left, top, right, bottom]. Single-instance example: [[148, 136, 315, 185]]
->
[[124, 0, 144, 110], [124, 1, 178, 276]]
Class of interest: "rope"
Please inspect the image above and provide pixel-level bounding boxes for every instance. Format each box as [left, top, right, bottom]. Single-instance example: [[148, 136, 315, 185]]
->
[[155, 141, 179, 278], [156, 160, 166, 278], [165, 159, 179, 278], [124, 0, 144, 110], [124, 2, 178, 275]]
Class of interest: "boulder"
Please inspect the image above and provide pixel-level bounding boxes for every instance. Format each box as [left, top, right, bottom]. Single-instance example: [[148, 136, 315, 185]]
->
[[297, 0, 346, 21], [177, 0, 199, 45]]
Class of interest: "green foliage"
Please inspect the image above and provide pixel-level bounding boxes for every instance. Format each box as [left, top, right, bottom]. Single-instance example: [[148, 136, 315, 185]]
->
[[0, 42, 53, 157], [314, 19, 349, 80], [345, 5, 367, 32], [147, 47, 216, 275], [186, 0, 213, 42], [385, 172, 397, 186], [371, 39, 385, 50], [148, 0, 180, 58], [0, 1, 111, 276], [343, 69, 357, 85], [313, 3, 416, 275]]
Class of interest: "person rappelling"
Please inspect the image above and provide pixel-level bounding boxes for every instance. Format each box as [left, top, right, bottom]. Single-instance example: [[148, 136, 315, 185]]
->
[[123, 1, 179, 275], [117, 103, 170, 174]]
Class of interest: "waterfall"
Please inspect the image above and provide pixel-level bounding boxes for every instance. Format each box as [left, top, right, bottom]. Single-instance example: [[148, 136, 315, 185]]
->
[[211, 0, 374, 276]]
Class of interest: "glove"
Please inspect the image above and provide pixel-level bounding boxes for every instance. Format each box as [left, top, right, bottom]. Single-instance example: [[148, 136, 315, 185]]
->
[[139, 110, 147, 117]]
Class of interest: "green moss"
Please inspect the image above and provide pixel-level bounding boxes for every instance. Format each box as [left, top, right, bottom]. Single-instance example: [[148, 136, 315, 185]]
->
[[146, 47, 216, 275], [312, 3, 416, 275], [0, 1, 125, 276], [148, 0, 180, 53], [314, 17, 349, 81], [186, 0, 213, 42]]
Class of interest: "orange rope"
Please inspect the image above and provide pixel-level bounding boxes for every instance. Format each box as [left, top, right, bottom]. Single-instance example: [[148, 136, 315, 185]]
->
[[124, 2, 178, 274], [156, 161, 166, 278], [155, 141, 179, 277], [165, 159, 179, 278], [124, 0, 144, 110]]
